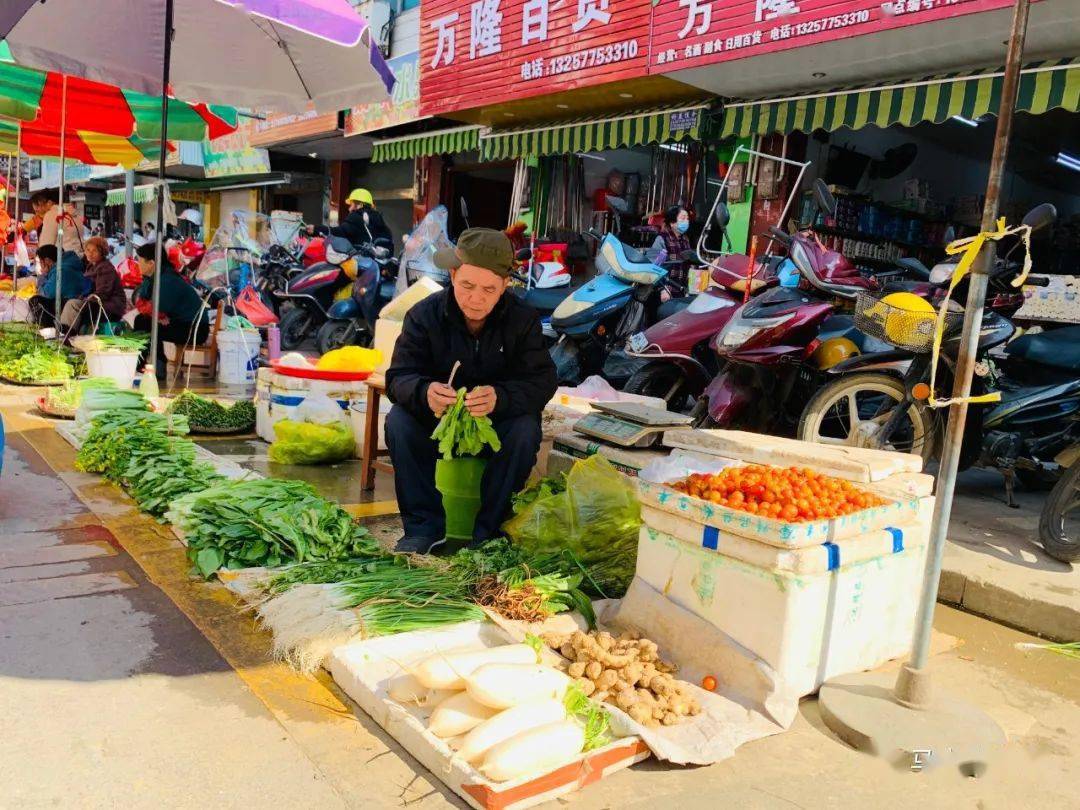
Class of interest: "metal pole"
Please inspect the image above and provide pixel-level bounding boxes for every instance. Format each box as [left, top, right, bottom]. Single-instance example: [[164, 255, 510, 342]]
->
[[54, 76, 68, 330], [148, 0, 174, 372], [894, 0, 1031, 708], [11, 129, 19, 297], [124, 169, 135, 259]]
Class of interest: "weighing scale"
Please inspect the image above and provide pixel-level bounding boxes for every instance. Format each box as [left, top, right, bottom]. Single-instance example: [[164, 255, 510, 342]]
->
[[573, 401, 694, 448]]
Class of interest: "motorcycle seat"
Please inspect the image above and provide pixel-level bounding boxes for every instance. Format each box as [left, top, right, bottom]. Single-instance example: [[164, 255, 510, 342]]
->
[[657, 297, 692, 319], [1005, 326, 1080, 372], [517, 285, 571, 315]]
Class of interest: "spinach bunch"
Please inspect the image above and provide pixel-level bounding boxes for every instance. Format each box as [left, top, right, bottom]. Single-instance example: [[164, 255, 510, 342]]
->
[[166, 478, 377, 578], [430, 388, 502, 460]]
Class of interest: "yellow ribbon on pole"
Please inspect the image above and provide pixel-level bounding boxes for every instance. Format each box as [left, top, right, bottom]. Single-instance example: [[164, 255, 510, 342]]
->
[[927, 217, 1032, 408]]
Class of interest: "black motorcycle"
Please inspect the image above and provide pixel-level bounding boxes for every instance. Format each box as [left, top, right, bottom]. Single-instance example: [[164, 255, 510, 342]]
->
[[797, 203, 1080, 506]]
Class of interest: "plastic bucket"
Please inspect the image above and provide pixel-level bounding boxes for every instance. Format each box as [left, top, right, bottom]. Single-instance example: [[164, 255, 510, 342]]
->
[[435, 457, 487, 540], [217, 328, 261, 385], [85, 350, 140, 389]]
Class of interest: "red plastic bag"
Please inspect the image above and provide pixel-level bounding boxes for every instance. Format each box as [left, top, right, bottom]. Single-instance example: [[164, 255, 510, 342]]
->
[[235, 285, 278, 326], [117, 257, 143, 288]]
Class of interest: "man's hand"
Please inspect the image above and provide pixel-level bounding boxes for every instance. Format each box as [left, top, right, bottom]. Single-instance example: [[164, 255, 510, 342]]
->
[[427, 382, 458, 417], [464, 385, 497, 418]]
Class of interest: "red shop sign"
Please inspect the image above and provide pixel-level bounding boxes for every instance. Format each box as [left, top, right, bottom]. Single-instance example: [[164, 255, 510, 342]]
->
[[649, 0, 1017, 75], [420, 0, 651, 118]]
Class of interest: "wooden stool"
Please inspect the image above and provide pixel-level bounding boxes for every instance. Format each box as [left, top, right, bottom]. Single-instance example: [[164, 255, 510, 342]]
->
[[360, 374, 394, 491]]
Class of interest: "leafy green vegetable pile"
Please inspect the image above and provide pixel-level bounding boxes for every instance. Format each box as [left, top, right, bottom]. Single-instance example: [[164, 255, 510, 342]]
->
[[166, 479, 377, 578], [167, 391, 256, 431], [76, 410, 191, 482], [82, 333, 149, 352], [125, 432, 226, 517], [511, 473, 567, 514], [0, 347, 76, 383], [431, 388, 502, 460], [44, 378, 117, 412]]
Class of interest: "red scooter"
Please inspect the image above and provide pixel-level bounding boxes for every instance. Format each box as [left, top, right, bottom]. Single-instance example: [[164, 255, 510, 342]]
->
[[693, 180, 878, 430], [623, 188, 780, 409]]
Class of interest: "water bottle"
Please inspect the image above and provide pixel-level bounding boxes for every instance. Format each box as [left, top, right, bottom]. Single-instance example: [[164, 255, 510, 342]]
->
[[140, 366, 159, 400], [267, 323, 281, 362]]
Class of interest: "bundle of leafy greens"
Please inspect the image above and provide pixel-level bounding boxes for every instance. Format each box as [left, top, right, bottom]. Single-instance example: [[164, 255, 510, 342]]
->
[[511, 474, 567, 514], [123, 432, 226, 518], [0, 347, 76, 383], [76, 409, 190, 482], [167, 391, 256, 431], [430, 388, 501, 459], [44, 378, 117, 412], [0, 325, 43, 363], [82, 333, 149, 352], [166, 478, 378, 578]]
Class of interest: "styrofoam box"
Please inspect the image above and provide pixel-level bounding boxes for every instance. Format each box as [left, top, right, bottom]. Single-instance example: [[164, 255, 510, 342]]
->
[[254, 367, 387, 458], [637, 478, 920, 548], [641, 501, 933, 575], [636, 525, 929, 697], [327, 622, 649, 810]]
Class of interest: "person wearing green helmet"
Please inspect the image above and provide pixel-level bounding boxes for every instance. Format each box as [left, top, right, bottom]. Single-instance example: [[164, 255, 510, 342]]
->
[[331, 187, 393, 247]]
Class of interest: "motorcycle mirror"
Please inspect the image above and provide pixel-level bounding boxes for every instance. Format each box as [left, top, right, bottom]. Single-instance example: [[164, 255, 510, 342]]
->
[[515, 247, 532, 262], [363, 211, 370, 225], [1022, 203, 1056, 233], [813, 179, 837, 217], [459, 197, 469, 220], [769, 226, 793, 246], [714, 201, 731, 230]]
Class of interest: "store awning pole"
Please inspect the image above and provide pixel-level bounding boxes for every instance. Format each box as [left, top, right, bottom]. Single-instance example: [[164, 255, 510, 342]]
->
[[11, 127, 19, 297], [897, 0, 1033, 703], [54, 75, 67, 331], [148, 0, 174, 377], [124, 170, 135, 259]]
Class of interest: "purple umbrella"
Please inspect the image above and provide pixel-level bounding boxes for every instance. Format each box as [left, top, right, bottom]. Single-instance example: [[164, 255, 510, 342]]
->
[[1, 0, 394, 374]]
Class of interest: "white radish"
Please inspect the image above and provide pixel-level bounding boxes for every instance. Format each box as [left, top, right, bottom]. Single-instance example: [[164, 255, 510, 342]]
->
[[387, 672, 427, 704], [481, 720, 586, 782], [427, 691, 499, 738], [413, 644, 538, 690], [458, 699, 567, 764], [466, 664, 571, 710]]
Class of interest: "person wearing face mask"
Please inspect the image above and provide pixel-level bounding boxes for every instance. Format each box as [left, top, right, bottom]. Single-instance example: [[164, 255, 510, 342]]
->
[[652, 205, 693, 285]]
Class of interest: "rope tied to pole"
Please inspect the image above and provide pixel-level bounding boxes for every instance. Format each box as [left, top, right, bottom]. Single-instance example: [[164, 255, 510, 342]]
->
[[928, 217, 1033, 408]]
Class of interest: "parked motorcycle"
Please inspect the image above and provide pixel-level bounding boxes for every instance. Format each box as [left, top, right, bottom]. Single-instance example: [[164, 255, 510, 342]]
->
[[691, 180, 880, 431], [796, 203, 1078, 506], [1039, 443, 1080, 562], [274, 236, 359, 350], [314, 239, 399, 354], [547, 230, 672, 385], [622, 187, 784, 409]]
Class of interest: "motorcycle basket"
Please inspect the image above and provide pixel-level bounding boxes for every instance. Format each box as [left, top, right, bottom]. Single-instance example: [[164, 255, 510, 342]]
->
[[853, 292, 961, 353]]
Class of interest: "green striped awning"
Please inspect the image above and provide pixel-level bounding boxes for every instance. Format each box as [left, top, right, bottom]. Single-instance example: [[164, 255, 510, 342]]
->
[[481, 105, 707, 161], [371, 126, 480, 163], [720, 59, 1079, 138], [105, 184, 156, 207]]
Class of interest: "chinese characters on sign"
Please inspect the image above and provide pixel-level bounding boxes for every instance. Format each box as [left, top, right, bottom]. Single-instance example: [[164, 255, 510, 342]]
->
[[650, 0, 1015, 73], [420, 0, 652, 117]]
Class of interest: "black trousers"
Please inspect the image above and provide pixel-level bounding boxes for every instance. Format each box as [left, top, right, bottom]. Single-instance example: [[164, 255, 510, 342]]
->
[[133, 314, 210, 372], [385, 405, 542, 542]]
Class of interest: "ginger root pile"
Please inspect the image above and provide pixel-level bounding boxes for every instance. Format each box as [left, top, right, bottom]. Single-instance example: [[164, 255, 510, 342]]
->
[[543, 630, 702, 727]]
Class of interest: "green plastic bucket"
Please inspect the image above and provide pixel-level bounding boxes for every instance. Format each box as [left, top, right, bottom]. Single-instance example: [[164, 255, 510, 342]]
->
[[435, 457, 487, 540]]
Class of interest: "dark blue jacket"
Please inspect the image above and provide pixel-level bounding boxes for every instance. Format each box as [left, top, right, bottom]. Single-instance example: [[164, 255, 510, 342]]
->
[[38, 251, 86, 300]]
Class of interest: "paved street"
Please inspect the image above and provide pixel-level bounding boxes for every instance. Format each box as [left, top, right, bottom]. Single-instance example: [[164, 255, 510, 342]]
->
[[3, 391, 1079, 809]]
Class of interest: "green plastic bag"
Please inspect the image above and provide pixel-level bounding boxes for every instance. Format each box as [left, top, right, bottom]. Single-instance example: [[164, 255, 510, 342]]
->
[[268, 419, 355, 465], [502, 455, 640, 598]]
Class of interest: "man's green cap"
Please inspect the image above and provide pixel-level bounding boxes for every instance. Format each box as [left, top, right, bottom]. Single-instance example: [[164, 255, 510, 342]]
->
[[434, 227, 513, 278]]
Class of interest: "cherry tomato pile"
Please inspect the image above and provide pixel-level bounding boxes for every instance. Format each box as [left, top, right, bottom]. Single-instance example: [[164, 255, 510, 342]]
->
[[670, 465, 889, 523]]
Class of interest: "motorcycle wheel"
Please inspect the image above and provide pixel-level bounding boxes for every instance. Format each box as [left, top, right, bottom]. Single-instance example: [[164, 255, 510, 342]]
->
[[1039, 462, 1080, 562], [625, 362, 695, 412], [315, 319, 358, 355], [797, 372, 936, 466], [278, 307, 313, 351]]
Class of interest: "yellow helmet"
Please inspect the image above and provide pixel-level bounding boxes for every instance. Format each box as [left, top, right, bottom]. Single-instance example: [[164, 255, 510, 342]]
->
[[878, 291, 936, 346], [812, 337, 860, 369], [346, 188, 374, 207]]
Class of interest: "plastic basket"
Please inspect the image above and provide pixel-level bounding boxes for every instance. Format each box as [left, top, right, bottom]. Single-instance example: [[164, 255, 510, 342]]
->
[[853, 292, 960, 353]]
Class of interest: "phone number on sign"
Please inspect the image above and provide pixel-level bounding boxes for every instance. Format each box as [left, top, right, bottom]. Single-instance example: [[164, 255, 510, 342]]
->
[[788, 9, 871, 37], [520, 39, 640, 82]]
